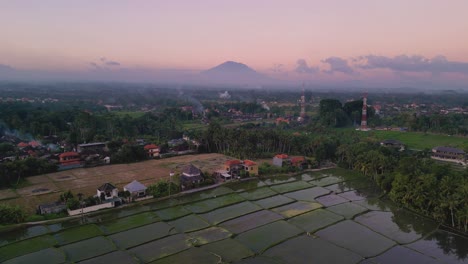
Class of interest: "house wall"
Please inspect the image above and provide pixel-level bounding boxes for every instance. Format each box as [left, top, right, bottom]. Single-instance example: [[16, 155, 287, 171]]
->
[[272, 157, 284, 167], [67, 202, 114, 216]]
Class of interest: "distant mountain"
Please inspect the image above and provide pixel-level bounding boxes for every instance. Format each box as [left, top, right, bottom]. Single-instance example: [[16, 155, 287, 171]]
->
[[200, 61, 273, 85]]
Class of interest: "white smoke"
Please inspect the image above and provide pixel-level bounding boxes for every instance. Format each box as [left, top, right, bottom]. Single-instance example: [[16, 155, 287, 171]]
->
[[219, 91, 231, 99]]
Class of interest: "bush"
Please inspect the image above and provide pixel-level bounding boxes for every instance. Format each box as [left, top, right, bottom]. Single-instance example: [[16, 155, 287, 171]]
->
[[0, 204, 27, 224], [147, 181, 179, 198]]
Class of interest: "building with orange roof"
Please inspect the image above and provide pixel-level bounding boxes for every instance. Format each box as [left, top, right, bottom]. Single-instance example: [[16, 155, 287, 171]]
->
[[17, 142, 28, 148], [273, 154, 290, 167], [144, 144, 160, 158], [243, 160, 258, 176], [59, 152, 80, 165]]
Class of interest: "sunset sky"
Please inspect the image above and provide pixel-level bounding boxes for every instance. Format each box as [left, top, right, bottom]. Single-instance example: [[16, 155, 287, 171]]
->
[[1, 0, 468, 86]]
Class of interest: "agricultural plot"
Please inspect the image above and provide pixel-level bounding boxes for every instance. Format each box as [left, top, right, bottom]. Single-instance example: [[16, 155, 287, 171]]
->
[[283, 187, 331, 201], [264, 235, 362, 264], [78, 250, 139, 264], [187, 227, 232, 246], [316, 220, 396, 257], [201, 239, 255, 262], [219, 210, 284, 234], [272, 201, 322, 218], [177, 186, 234, 204], [315, 194, 349, 207], [288, 209, 344, 232], [153, 248, 220, 264], [0, 225, 49, 247], [239, 187, 277, 200], [227, 180, 266, 192], [405, 230, 468, 264], [184, 193, 245, 213], [3, 247, 65, 264], [168, 214, 210, 233], [129, 234, 191, 262], [200, 201, 262, 224], [324, 182, 355, 193], [367, 245, 440, 264], [99, 212, 159, 234], [154, 205, 191, 220], [254, 195, 295, 209], [235, 221, 303, 253], [269, 181, 312, 193], [309, 175, 344, 186], [0, 235, 57, 262], [326, 202, 369, 219], [262, 175, 297, 186], [355, 211, 437, 244], [109, 222, 173, 249], [60, 236, 116, 262], [53, 224, 103, 245], [2, 169, 468, 263]]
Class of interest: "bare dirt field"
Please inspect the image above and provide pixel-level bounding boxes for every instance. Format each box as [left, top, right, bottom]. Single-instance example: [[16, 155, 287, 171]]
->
[[0, 153, 234, 213]]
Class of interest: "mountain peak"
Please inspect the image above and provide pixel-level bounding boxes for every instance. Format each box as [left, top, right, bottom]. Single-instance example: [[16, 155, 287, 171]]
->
[[204, 61, 256, 73]]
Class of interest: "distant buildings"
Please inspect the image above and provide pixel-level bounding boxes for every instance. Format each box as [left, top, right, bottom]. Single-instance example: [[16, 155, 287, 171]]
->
[[273, 154, 308, 169], [431, 146, 466, 165]]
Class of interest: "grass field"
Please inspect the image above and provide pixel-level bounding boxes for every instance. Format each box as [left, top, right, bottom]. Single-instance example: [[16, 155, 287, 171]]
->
[[0, 153, 233, 213], [370, 130, 468, 150]]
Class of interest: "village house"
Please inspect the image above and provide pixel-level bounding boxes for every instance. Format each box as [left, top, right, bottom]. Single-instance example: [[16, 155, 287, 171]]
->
[[37, 201, 67, 215], [273, 154, 308, 169], [243, 160, 259, 176], [289, 156, 308, 170], [431, 146, 466, 165], [97, 183, 119, 200], [124, 180, 147, 199], [78, 142, 107, 153], [144, 144, 160, 158], [58, 152, 81, 165], [273, 154, 290, 167], [180, 164, 203, 189], [224, 159, 244, 177]]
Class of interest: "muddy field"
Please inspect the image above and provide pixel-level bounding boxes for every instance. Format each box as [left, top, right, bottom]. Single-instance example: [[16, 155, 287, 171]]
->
[[0, 153, 232, 213]]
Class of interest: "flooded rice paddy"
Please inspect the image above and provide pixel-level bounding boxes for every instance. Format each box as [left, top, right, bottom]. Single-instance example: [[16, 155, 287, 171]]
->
[[1, 169, 467, 263]]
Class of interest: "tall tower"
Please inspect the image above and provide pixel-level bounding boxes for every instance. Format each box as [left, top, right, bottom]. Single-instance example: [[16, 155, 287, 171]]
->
[[300, 86, 306, 119], [298, 83, 306, 122], [360, 93, 368, 130]]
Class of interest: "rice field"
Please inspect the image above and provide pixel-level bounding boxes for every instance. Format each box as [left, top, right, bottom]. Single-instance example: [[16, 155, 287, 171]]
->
[[1, 168, 467, 263]]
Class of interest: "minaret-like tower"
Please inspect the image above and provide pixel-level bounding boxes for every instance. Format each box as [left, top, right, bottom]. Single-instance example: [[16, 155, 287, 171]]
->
[[300, 86, 306, 119], [360, 93, 368, 130]]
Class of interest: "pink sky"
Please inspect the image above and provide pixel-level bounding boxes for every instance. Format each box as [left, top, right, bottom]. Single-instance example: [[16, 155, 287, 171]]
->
[[1, 0, 468, 85]]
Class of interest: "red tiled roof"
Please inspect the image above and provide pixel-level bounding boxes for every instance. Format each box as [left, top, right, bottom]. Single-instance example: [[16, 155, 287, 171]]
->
[[59, 152, 80, 158], [290, 156, 305, 164], [244, 160, 257, 166], [144, 144, 159, 150], [29, 141, 41, 147], [275, 154, 289, 159], [225, 159, 242, 166], [18, 142, 28, 148]]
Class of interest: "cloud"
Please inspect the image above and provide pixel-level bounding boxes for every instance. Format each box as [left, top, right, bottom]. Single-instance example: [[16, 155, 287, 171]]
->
[[0, 64, 15, 72], [270, 63, 285, 73], [105, 61, 120, 66], [357, 54, 468, 74], [321, 57, 353, 74], [295, 59, 319, 74], [90, 57, 121, 68]]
